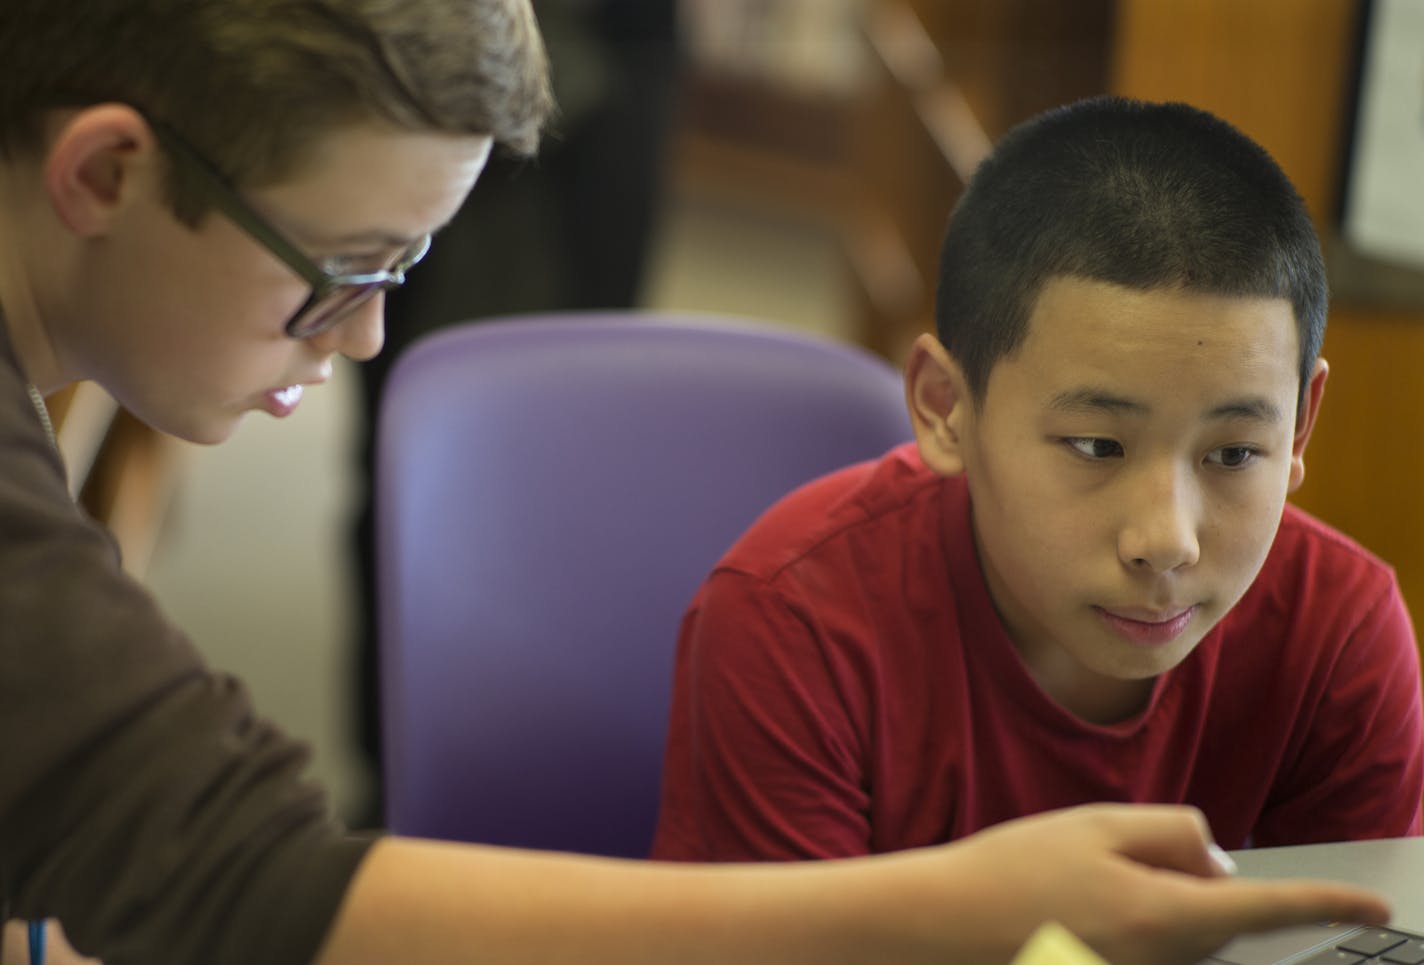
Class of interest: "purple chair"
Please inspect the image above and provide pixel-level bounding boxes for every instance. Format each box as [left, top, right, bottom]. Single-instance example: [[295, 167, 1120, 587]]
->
[[375, 312, 912, 857]]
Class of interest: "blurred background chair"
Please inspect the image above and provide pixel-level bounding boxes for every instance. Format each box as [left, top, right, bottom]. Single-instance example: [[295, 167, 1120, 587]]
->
[[347, 4, 684, 827], [375, 311, 912, 857]]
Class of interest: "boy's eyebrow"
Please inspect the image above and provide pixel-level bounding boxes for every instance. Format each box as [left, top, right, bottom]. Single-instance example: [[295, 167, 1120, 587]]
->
[[1047, 388, 1284, 424], [1047, 388, 1146, 415], [320, 229, 420, 249], [1205, 397, 1284, 424]]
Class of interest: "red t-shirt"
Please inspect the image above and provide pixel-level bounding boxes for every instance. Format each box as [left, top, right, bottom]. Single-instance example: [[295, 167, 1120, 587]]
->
[[653, 443, 1424, 860]]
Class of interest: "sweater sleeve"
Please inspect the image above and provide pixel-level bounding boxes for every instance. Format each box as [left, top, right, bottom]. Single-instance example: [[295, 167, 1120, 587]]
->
[[0, 375, 374, 964], [652, 568, 874, 862], [1252, 570, 1424, 847]]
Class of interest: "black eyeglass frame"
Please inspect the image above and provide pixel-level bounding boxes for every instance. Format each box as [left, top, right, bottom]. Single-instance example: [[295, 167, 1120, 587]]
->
[[144, 115, 430, 339]]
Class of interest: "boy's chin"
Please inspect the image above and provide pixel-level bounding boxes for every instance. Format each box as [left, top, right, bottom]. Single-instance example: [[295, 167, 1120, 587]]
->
[[149, 409, 241, 446], [189, 418, 242, 446]]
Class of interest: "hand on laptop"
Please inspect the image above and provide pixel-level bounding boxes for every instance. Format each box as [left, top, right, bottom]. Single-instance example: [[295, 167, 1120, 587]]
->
[[909, 803, 1392, 965]]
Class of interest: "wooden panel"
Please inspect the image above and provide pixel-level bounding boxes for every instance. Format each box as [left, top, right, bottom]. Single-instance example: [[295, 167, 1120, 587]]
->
[[1296, 308, 1424, 616]]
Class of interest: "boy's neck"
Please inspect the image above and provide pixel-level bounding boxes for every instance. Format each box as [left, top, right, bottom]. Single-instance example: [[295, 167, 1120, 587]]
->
[[1021, 649, 1158, 725], [997, 611, 1159, 724], [0, 166, 65, 393]]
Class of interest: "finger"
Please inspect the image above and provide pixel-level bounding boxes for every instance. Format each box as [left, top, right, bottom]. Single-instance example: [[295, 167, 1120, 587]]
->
[[1206, 843, 1238, 876], [1188, 878, 1392, 939]]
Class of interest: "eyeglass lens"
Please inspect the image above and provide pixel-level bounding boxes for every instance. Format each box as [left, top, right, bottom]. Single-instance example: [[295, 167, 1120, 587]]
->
[[284, 235, 431, 338], [285, 283, 389, 339]]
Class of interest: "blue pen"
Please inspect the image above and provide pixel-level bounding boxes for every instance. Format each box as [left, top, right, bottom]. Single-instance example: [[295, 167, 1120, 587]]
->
[[28, 920, 45, 965]]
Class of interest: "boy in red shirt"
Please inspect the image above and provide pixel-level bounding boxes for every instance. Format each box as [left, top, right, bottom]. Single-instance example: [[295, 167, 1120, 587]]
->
[[655, 96, 1424, 862]]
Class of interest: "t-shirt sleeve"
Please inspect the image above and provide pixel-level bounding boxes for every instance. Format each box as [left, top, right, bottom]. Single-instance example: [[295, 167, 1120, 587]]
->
[[1252, 571, 1424, 846], [651, 568, 873, 862], [0, 383, 373, 964]]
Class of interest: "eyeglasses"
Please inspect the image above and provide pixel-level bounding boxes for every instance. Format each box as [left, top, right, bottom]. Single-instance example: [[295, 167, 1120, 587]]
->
[[146, 116, 430, 339]]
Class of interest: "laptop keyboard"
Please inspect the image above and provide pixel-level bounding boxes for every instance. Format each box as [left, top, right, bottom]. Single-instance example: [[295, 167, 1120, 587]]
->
[[1294, 928, 1424, 963]]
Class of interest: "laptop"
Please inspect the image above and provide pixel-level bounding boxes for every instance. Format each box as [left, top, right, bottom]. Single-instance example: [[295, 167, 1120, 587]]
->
[[1203, 837, 1424, 964]]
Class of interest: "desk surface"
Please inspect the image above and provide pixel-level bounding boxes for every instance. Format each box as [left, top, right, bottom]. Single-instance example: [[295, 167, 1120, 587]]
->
[[1202, 838, 1424, 963], [1231, 837, 1424, 925]]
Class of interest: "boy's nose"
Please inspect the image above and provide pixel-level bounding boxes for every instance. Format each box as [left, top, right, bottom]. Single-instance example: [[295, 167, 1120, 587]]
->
[[1117, 467, 1201, 573], [311, 292, 387, 363]]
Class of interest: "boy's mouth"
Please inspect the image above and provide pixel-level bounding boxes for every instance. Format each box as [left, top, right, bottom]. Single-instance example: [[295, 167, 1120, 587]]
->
[[261, 384, 305, 417], [1093, 605, 1197, 647]]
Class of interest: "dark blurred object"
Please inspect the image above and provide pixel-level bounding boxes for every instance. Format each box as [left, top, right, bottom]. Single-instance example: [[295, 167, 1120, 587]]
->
[[349, 0, 682, 829]]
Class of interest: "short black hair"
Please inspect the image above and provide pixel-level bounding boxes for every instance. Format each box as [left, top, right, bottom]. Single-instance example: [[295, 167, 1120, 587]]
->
[[936, 95, 1326, 405]]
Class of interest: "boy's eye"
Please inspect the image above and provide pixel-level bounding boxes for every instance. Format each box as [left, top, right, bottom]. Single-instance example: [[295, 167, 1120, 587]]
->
[[1207, 445, 1258, 469], [319, 252, 388, 275], [318, 257, 358, 276], [1064, 437, 1124, 460]]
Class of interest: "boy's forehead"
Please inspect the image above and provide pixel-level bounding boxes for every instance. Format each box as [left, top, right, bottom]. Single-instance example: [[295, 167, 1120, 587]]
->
[[254, 125, 492, 240], [275, 123, 492, 188], [998, 276, 1301, 402], [1021, 275, 1298, 346]]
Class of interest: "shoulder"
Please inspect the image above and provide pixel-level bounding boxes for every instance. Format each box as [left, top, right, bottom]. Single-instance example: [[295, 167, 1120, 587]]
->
[[713, 442, 945, 583], [0, 324, 47, 438], [0, 326, 73, 510], [1225, 503, 1405, 649], [1265, 502, 1398, 595]]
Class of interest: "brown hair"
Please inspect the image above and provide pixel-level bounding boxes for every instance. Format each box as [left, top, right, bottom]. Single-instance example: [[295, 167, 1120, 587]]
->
[[0, 0, 553, 221]]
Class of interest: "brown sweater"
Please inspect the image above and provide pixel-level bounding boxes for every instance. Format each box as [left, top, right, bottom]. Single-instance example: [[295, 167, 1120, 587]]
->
[[0, 319, 373, 964]]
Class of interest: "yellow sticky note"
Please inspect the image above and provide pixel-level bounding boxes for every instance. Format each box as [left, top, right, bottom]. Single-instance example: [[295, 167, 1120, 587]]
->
[[1010, 921, 1111, 965]]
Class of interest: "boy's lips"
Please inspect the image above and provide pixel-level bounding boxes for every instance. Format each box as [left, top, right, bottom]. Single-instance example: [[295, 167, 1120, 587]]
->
[[260, 383, 310, 417], [259, 370, 328, 418], [1094, 604, 1198, 647]]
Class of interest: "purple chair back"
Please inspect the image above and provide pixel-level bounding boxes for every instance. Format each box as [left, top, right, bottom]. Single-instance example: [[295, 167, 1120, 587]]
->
[[375, 312, 912, 857]]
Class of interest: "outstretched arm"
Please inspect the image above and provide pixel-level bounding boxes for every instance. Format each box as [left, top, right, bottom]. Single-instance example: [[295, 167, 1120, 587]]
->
[[315, 803, 1389, 965], [3, 920, 100, 965]]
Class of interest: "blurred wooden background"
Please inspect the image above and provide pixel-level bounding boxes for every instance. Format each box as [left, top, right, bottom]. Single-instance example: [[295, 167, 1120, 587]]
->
[[53, 0, 1424, 632], [675, 0, 1424, 623]]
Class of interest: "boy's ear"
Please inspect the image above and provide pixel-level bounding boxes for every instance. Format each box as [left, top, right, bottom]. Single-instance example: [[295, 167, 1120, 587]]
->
[[44, 104, 156, 238], [1287, 358, 1329, 494], [905, 332, 972, 477]]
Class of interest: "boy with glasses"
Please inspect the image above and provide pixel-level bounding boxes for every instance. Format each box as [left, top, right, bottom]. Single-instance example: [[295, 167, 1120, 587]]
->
[[146, 116, 433, 341], [0, 2, 1395, 964]]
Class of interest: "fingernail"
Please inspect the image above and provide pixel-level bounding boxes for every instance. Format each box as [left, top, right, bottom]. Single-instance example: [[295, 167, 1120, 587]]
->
[[1208, 842, 1238, 875]]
